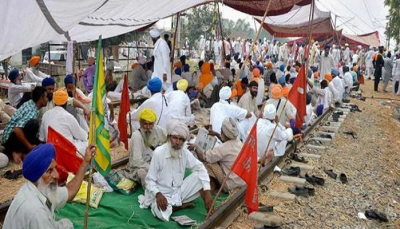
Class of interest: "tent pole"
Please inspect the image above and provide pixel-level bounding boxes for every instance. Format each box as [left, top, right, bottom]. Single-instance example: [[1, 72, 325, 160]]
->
[[171, 13, 180, 75], [217, 3, 226, 64], [236, 0, 272, 81]]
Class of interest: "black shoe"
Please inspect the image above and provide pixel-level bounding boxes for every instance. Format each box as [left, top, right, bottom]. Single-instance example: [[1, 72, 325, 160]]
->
[[288, 186, 309, 197], [318, 134, 332, 139], [312, 175, 325, 186], [288, 153, 308, 163], [365, 210, 389, 222], [282, 166, 301, 177], [306, 186, 315, 196], [324, 168, 337, 179], [339, 173, 348, 184], [334, 111, 344, 115], [3, 169, 22, 180], [258, 203, 274, 212]]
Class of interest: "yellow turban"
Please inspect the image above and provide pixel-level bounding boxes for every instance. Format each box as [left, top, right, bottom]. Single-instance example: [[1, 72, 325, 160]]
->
[[29, 56, 40, 67], [177, 79, 188, 91], [139, 108, 157, 123], [53, 89, 68, 106]]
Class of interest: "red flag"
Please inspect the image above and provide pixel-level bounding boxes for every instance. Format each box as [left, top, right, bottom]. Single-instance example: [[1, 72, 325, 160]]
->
[[288, 63, 307, 128], [231, 122, 258, 213], [118, 74, 130, 150], [47, 126, 83, 183]]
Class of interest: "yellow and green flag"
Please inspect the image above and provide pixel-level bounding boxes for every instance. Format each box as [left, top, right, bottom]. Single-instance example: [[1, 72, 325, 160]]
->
[[89, 36, 111, 176]]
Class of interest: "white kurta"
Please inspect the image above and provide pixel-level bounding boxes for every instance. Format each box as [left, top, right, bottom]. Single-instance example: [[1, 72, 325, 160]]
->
[[152, 38, 171, 86], [39, 106, 88, 154], [343, 72, 353, 93], [331, 77, 345, 102], [265, 98, 295, 126], [312, 86, 332, 110], [257, 119, 290, 158], [139, 143, 210, 221], [8, 83, 33, 107], [3, 181, 72, 229], [165, 90, 194, 123], [237, 91, 258, 114], [210, 100, 248, 134], [332, 49, 340, 67], [130, 93, 169, 129], [319, 53, 335, 79], [25, 67, 49, 84]]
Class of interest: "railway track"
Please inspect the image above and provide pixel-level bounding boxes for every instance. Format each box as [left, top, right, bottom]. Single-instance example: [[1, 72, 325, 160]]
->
[[0, 107, 341, 228]]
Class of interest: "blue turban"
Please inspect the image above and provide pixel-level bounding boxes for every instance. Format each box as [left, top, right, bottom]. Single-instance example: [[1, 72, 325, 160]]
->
[[8, 69, 19, 81], [22, 143, 56, 182], [289, 77, 296, 84], [325, 44, 331, 50], [172, 81, 178, 90], [183, 64, 190, 72], [189, 91, 198, 99], [175, 68, 182, 76], [316, 104, 324, 116], [311, 66, 318, 73], [331, 68, 339, 77], [147, 77, 162, 93], [64, 74, 75, 85], [280, 64, 285, 72], [278, 76, 286, 85], [42, 77, 55, 87], [257, 66, 264, 75]]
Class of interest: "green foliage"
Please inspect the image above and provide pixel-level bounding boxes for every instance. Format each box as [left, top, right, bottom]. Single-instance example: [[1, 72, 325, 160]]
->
[[384, 0, 400, 43]]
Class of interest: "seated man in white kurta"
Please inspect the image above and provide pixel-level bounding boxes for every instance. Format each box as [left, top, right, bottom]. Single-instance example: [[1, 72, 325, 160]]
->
[[39, 89, 88, 155], [138, 120, 213, 222]]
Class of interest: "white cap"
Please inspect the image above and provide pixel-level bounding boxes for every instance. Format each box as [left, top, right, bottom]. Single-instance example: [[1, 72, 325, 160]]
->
[[149, 28, 160, 38], [219, 86, 232, 100], [369, 45, 373, 50], [345, 43, 349, 46], [263, 104, 276, 120], [357, 45, 362, 49], [200, 35, 204, 38], [332, 44, 336, 48], [285, 128, 293, 141]]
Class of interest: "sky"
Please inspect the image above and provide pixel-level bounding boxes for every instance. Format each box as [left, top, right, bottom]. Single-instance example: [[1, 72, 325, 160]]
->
[[156, 0, 391, 47]]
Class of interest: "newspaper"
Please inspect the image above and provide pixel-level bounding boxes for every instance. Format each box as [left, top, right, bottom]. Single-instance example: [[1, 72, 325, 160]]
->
[[194, 127, 217, 152]]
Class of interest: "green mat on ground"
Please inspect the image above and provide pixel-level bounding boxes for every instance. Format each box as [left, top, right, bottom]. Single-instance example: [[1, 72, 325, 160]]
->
[[56, 169, 228, 229]]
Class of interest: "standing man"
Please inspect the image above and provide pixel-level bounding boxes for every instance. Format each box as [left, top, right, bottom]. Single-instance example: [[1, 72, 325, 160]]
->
[[3, 143, 96, 229], [25, 56, 49, 84], [373, 46, 385, 92], [365, 46, 375, 80], [343, 43, 351, 66], [332, 44, 340, 68], [382, 52, 393, 92], [150, 28, 171, 90], [213, 37, 221, 66], [199, 35, 206, 60], [139, 120, 213, 221], [7, 69, 35, 107], [79, 57, 95, 93], [319, 44, 335, 80]]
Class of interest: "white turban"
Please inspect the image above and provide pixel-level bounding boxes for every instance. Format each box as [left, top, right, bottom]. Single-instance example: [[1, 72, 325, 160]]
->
[[149, 28, 160, 38], [219, 86, 232, 101], [263, 104, 276, 120], [167, 119, 189, 140], [221, 117, 239, 139]]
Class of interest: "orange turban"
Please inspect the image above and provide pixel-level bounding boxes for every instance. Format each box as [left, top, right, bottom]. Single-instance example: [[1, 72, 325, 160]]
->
[[29, 56, 40, 66], [314, 71, 319, 79], [271, 84, 283, 99], [282, 86, 289, 98], [131, 62, 139, 69], [197, 82, 204, 90], [174, 61, 182, 68], [266, 62, 273, 69], [53, 89, 68, 106], [325, 73, 332, 82], [199, 62, 213, 87], [231, 89, 238, 99], [253, 68, 260, 78]]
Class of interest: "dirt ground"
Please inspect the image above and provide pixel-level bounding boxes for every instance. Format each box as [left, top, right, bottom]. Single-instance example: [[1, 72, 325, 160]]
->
[[230, 80, 400, 229]]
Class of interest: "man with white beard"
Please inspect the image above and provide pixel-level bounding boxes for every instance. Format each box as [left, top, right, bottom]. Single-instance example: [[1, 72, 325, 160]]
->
[[121, 108, 167, 188], [139, 120, 213, 221], [3, 143, 96, 229]]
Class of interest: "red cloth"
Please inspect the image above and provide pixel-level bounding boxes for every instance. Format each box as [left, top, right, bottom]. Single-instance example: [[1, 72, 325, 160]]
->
[[118, 74, 130, 150], [288, 63, 307, 128], [231, 122, 259, 213], [47, 126, 82, 183]]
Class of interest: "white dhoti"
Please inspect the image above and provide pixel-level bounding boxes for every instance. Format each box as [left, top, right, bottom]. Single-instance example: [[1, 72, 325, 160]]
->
[[139, 172, 203, 222], [76, 108, 89, 132]]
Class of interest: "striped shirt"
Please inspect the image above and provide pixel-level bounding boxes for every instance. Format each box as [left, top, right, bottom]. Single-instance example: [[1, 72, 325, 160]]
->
[[2, 100, 39, 144]]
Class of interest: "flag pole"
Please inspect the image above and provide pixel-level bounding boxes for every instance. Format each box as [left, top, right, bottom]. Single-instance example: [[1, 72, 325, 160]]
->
[[261, 0, 316, 167], [170, 13, 180, 76], [207, 2, 272, 218], [206, 119, 259, 219], [83, 38, 103, 229]]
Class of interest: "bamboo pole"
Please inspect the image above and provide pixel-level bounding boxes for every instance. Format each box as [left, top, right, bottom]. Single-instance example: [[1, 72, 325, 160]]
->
[[217, 3, 226, 64], [171, 13, 180, 76], [236, 0, 272, 81], [206, 1, 273, 219]]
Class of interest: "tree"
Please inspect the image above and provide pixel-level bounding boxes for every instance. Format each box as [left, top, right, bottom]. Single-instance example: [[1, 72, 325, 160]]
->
[[384, 0, 400, 44]]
